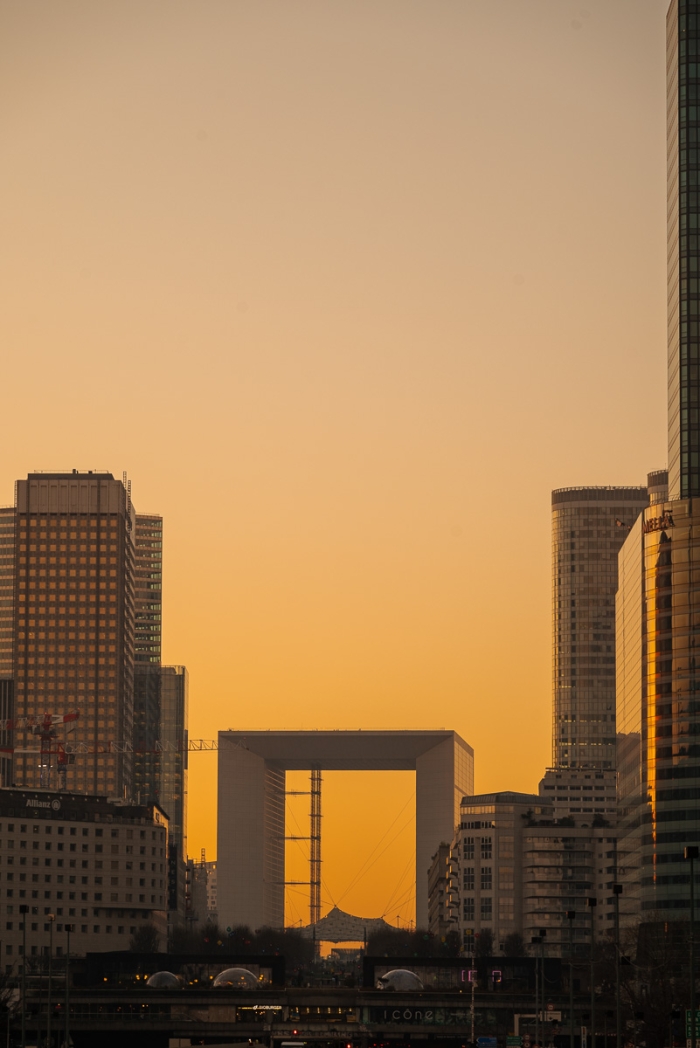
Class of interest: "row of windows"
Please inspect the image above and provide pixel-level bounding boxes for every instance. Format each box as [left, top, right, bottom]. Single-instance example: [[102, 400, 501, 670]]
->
[[461, 868, 492, 890], [3, 873, 163, 887], [6, 889, 163, 904], [461, 837, 492, 860], [0, 825, 162, 840], [2, 852, 163, 868], [463, 898, 492, 920]]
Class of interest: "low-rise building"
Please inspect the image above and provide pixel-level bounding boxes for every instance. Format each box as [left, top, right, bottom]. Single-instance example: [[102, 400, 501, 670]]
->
[[0, 787, 168, 965]]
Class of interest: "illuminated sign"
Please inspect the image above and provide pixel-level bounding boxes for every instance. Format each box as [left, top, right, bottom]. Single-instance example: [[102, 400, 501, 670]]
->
[[642, 511, 675, 534]]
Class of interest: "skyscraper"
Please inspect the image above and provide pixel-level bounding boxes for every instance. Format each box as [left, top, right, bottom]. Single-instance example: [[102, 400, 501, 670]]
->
[[552, 485, 649, 769], [615, 1, 700, 929], [0, 505, 15, 787], [130, 514, 188, 916], [11, 472, 136, 796], [134, 514, 162, 665]]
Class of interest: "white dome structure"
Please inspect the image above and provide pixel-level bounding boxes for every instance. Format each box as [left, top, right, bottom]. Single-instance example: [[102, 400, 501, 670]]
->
[[146, 971, 182, 989], [376, 969, 424, 991], [212, 967, 260, 989]]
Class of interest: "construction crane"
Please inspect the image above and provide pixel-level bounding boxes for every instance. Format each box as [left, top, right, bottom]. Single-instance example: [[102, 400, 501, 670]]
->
[[4, 730, 320, 925], [0, 710, 81, 789], [3, 729, 218, 791]]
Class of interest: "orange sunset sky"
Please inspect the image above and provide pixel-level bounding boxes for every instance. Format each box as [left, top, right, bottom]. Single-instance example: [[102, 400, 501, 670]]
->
[[1, 1, 669, 927]]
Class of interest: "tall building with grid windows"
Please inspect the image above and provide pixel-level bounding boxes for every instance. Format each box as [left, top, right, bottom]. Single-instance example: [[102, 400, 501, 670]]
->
[[1, 469, 188, 919], [134, 514, 162, 665], [10, 472, 137, 797], [0, 506, 15, 787], [130, 515, 188, 916], [552, 485, 650, 770]]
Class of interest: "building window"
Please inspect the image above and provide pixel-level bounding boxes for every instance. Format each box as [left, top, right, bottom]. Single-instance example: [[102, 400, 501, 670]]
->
[[463, 897, 475, 921], [480, 897, 492, 921], [499, 898, 514, 921], [480, 867, 492, 891], [480, 838, 492, 860], [463, 867, 474, 891], [463, 837, 475, 860]]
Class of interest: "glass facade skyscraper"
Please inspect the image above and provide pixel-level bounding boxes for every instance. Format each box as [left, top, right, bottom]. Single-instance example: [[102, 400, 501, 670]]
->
[[617, 500, 700, 923], [615, 0, 700, 929], [552, 486, 649, 769]]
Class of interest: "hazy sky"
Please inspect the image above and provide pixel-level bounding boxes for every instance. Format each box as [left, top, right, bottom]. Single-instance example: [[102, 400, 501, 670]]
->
[[1, 0, 668, 926]]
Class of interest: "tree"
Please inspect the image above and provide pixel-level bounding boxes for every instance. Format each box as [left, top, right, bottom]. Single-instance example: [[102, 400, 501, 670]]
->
[[503, 932, 526, 956], [129, 922, 161, 952], [365, 926, 458, 958]]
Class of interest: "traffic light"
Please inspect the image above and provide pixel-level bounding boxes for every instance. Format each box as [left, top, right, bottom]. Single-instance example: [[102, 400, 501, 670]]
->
[[492, 970, 502, 984]]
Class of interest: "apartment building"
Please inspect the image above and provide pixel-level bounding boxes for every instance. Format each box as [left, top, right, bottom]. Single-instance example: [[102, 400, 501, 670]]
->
[[451, 792, 548, 955]]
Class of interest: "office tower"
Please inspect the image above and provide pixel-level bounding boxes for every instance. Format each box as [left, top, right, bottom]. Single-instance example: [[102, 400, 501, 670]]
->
[[134, 514, 162, 664], [668, 1, 700, 501], [132, 510, 187, 808], [0, 506, 14, 786], [10, 472, 136, 796], [159, 665, 188, 857], [133, 664, 188, 916], [616, 497, 700, 924], [130, 515, 188, 916], [615, 0, 700, 931], [552, 485, 649, 769], [133, 513, 163, 807]]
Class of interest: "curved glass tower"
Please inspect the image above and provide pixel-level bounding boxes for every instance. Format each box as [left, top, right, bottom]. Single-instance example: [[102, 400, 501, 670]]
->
[[552, 486, 649, 769]]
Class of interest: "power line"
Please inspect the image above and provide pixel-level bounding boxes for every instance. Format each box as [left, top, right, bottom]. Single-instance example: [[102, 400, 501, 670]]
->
[[335, 791, 415, 906]]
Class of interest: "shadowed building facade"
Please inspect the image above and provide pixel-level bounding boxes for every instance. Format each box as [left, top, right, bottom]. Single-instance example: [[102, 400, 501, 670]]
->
[[217, 729, 473, 931]]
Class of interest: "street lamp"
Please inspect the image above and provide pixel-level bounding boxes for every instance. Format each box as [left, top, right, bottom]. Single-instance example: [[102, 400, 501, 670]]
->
[[64, 924, 74, 1048], [46, 914, 55, 1048], [685, 847, 699, 1048], [566, 910, 576, 1048], [587, 898, 597, 1048], [613, 885, 622, 1048], [19, 904, 29, 1048]]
